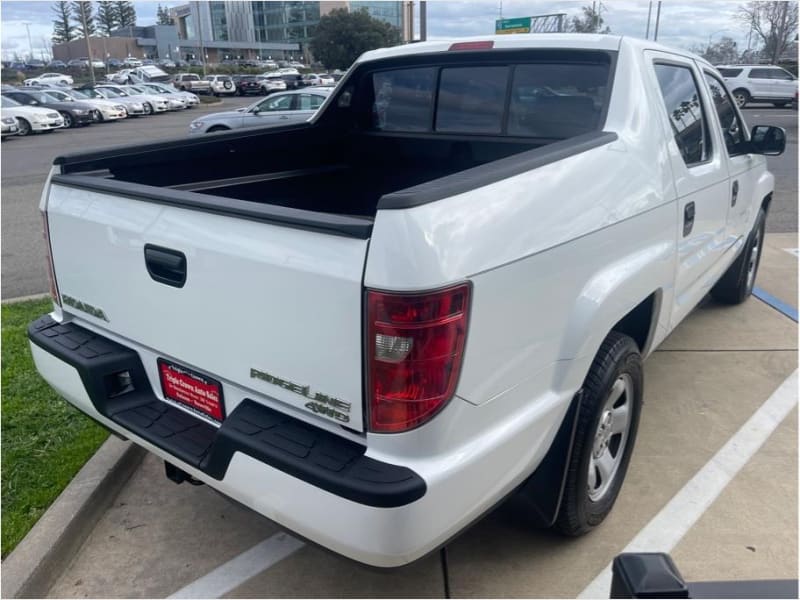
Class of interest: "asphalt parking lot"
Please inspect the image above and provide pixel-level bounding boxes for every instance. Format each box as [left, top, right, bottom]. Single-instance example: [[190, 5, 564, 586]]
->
[[1, 99, 797, 598]]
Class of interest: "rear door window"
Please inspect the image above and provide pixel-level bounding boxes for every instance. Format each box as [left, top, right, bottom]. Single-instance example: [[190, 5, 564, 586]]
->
[[717, 68, 743, 77], [435, 66, 509, 134], [298, 94, 325, 110], [748, 68, 772, 79], [372, 67, 436, 131]]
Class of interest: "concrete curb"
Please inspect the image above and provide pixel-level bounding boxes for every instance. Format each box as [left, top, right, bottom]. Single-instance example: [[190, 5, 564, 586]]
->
[[1, 293, 50, 305], [1, 436, 146, 599]]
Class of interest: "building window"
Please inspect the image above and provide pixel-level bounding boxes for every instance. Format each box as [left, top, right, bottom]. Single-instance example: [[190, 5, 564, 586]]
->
[[210, 1, 228, 41]]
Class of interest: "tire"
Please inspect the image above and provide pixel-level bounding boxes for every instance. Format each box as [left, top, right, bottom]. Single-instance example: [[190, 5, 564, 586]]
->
[[711, 207, 766, 304], [92, 110, 103, 123], [60, 111, 73, 128], [143, 102, 153, 115], [206, 125, 230, 133], [732, 89, 750, 108], [16, 118, 31, 136], [554, 332, 643, 536]]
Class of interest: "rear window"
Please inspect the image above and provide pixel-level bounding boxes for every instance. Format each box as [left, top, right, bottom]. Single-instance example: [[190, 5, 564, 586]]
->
[[370, 59, 610, 137], [717, 68, 743, 77]]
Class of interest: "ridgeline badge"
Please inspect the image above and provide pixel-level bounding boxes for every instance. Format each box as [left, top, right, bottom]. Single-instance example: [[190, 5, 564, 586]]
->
[[250, 367, 351, 423], [62, 295, 109, 322]]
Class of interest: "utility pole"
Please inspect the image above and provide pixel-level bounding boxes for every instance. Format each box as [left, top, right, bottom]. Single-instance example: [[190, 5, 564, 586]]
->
[[195, 1, 207, 75], [78, 3, 96, 85], [645, 1, 652, 39], [653, 1, 662, 42], [23, 22, 33, 62], [420, 1, 427, 41]]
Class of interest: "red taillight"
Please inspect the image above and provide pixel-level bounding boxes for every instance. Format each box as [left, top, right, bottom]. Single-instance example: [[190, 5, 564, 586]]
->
[[366, 283, 471, 433], [448, 41, 494, 51], [41, 210, 61, 306]]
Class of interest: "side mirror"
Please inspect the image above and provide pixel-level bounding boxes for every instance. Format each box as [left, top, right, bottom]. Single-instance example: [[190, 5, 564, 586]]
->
[[251, 107, 260, 114], [749, 125, 786, 156]]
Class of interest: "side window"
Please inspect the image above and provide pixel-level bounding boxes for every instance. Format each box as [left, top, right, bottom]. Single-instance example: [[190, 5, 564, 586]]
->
[[654, 63, 711, 166], [718, 68, 743, 78], [748, 68, 772, 79], [436, 66, 509, 134], [371, 67, 436, 132], [770, 68, 795, 81], [298, 94, 324, 110], [259, 94, 294, 112], [703, 73, 745, 155]]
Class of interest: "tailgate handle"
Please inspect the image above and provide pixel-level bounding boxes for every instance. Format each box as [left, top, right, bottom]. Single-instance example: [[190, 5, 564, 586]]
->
[[144, 245, 187, 288]]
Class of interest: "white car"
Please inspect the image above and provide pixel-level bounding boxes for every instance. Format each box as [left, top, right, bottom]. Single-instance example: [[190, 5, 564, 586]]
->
[[96, 84, 170, 113], [302, 73, 335, 86], [23, 72, 74, 87], [260, 74, 287, 94], [207, 75, 237, 96], [0, 95, 64, 135], [123, 57, 143, 67], [30, 35, 784, 568], [139, 82, 200, 107], [717, 64, 798, 107], [41, 88, 127, 122], [79, 87, 147, 116], [1, 115, 19, 137], [128, 84, 185, 110]]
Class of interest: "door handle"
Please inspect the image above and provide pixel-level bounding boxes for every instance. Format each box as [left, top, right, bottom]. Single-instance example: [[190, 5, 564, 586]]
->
[[731, 180, 739, 207], [683, 202, 695, 237], [144, 244, 187, 288], [279, 115, 289, 119]]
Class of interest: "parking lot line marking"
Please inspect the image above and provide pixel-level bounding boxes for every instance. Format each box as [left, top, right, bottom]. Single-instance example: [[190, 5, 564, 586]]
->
[[168, 533, 305, 599], [753, 287, 799, 322], [783, 248, 799, 258], [578, 369, 798, 599]]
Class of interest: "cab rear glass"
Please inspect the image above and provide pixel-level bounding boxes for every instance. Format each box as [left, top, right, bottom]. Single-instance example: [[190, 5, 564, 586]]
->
[[368, 53, 612, 138]]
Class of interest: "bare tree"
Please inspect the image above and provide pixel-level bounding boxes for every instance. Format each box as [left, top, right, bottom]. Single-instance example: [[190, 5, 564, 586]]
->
[[737, 1, 798, 64]]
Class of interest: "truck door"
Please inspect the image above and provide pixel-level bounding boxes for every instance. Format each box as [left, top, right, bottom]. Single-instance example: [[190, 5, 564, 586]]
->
[[645, 52, 732, 326], [701, 70, 759, 246]]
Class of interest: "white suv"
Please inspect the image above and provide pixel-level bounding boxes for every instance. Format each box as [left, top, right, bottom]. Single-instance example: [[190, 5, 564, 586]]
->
[[717, 64, 798, 107]]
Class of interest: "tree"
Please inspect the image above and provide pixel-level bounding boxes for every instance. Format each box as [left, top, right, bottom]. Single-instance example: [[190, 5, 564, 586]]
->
[[690, 36, 740, 65], [72, 1, 96, 38], [737, 1, 798, 64], [115, 1, 137, 28], [96, 1, 118, 36], [569, 4, 611, 34], [156, 4, 173, 26], [309, 8, 400, 70], [52, 1, 77, 43]]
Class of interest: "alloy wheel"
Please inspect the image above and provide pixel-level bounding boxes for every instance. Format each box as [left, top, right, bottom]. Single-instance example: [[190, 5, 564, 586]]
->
[[588, 374, 633, 502]]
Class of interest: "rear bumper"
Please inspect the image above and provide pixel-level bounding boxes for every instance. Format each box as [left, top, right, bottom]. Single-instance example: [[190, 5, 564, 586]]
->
[[29, 314, 569, 567]]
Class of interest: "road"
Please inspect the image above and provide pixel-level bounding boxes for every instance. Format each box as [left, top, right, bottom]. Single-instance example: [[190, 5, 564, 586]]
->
[[0, 102, 796, 299]]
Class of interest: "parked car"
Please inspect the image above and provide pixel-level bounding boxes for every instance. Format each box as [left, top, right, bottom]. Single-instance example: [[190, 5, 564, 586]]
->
[[78, 86, 147, 116], [260, 73, 288, 94], [25, 59, 46, 69], [48, 87, 127, 122], [232, 74, 265, 96], [1, 115, 20, 137], [123, 57, 143, 67], [139, 82, 200, 108], [188, 59, 203, 67], [207, 74, 237, 96], [717, 64, 798, 107], [94, 84, 170, 114], [28, 35, 786, 569], [107, 58, 123, 68], [280, 73, 306, 90], [0, 94, 64, 135], [47, 60, 68, 69], [189, 88, 330, 134], [24, 72, 74, 86], [302, 73, 335, 86], [128, 83, 185, 110], [172, 73, 211, 94], [67, 58, 88, 68], [141, 59, 155, 66], [2, 88, 94, 128], [157, 58, 177, 69]]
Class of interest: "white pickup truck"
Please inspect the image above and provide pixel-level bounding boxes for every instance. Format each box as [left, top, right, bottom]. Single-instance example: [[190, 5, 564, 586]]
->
[[30, 35, 785, 567]]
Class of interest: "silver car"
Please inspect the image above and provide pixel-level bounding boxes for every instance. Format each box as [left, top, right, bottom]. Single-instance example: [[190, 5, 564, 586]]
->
[[80, 87, 147, 116], [139, 82, 200, 108], [188, 89, 331, 135]]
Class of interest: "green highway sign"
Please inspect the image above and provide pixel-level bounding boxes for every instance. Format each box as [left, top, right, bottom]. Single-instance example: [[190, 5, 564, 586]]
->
[[495, 17, 532, 34]]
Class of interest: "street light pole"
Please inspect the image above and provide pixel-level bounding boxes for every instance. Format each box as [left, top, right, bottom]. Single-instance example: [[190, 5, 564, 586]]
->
[[645, 1, 653, 40], [23, 22, 33, 62], [653, 1, 662, 42], [78, 3, 96, 85]]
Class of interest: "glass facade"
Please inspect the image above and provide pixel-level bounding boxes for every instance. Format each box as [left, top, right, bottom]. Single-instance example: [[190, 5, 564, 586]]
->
[[350, 1, 402, 28], [252, 1, 321, 44], [209, 1, 228, 41]]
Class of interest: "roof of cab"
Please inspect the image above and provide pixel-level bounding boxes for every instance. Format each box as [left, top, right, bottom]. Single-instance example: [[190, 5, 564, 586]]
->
[[357, 34, 709, 67]]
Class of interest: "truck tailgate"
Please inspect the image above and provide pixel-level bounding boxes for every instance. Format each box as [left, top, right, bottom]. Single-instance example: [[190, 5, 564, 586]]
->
[[46, 181, 369, 431]]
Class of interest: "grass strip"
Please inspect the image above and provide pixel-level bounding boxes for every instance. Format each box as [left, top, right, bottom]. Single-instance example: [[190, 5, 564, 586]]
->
[[1, 299, 108, 558]]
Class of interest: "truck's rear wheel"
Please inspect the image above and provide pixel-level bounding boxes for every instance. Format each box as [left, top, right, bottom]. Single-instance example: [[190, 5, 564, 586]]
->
[[711, 207, 766, 304], [554, 332, 642, 536]]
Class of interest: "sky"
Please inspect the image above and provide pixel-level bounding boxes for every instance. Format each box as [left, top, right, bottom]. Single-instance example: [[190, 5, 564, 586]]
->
[[0, 0, 762, 62]]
